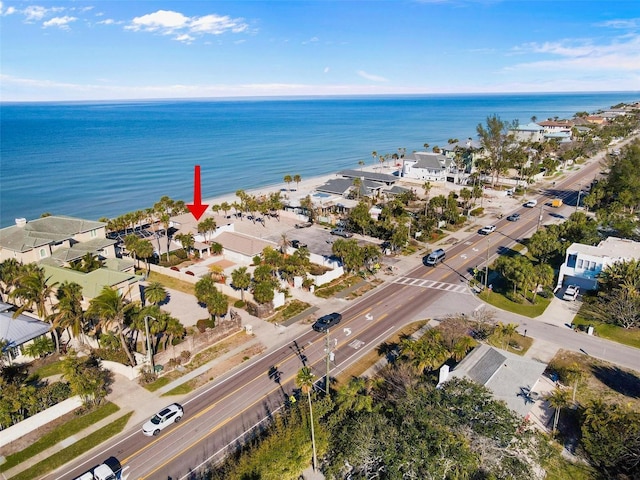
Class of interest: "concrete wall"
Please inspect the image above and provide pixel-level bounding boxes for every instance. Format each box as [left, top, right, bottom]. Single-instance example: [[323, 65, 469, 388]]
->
[[0, 396, 83, 449]]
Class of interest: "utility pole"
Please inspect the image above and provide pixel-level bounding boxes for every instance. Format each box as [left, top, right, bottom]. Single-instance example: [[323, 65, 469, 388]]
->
[[144, 315, 155, 371], [484, 237, 490, 290], [325, 328, 332, 395], [575, 186, 583, 212], [537, 204, 544, 230]]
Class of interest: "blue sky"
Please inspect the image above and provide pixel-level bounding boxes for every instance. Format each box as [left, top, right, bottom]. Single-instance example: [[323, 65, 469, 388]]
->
[[1, 0, 639, 101]]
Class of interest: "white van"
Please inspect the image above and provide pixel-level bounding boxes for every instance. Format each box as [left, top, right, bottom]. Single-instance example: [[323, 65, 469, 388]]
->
[[424, 248, 446, 266]]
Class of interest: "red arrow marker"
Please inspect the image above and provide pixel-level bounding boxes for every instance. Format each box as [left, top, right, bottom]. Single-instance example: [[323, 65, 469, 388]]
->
[[187, 165, 209, 221]]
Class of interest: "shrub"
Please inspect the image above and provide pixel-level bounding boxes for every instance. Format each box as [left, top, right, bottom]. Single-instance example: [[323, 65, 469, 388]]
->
[[180, 350, 191, 363], [196, 318, 215, 333], [138, 369, 158, 385], [92, 348, 130, 365], [234, 299, 246, 308], [167, 357, 182, 368], [210, 242, 223, 255], [470, 207, 484, 216]]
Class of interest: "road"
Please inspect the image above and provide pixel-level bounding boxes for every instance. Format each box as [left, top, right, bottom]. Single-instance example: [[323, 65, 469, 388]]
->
[[53, 140, 640, 480]]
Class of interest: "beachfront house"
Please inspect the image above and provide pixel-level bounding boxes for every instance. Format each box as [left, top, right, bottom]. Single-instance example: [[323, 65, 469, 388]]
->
[[0, 215, 143, 304], [0, 301, 51, 364], [512, 122, 545, 143], [440, 138, 482, 177], [401, 152, 452, 182], [556, 237, 640, 291], [0, 216, 115, 264]]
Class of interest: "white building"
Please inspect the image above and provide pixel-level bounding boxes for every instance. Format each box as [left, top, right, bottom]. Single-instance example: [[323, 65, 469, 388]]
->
[[556, 237, 640, 290], [401, 152, 452, 182]]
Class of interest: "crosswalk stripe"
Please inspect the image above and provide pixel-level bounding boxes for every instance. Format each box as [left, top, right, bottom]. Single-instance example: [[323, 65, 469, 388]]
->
[[393, 277, 471, 295]]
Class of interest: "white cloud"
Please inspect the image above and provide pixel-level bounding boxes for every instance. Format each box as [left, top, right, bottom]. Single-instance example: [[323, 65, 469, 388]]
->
[[126, 9, 249, 41], [43, 15, 77, 29], [175, 33, 195, 44], [24, 5, 50, 21], [189, 14, 247, 34], [97, 18, 116, 25], [357, 70, 389, 82], [598, 18, 640, 29], [509, 34, 640, 73], [324, 67, 330, 73], [127, 10, 189, 33], [0, 2, 16, 15]]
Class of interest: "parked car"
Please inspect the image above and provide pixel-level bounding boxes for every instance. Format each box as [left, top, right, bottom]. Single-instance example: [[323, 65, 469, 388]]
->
[[330, 228, 353, 238], [290, 240, 307, 249], [478, 225, 496, 235], [563, 285, 580, 301], [506, 213, 520, 222], [524, 199, 538, 208], [295, 221, 313, 229], [312, 312, 342, 332], [142, 403, 184, 436]]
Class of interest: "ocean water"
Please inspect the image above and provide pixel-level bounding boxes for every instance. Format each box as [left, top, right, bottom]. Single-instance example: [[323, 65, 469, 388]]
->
[[1, 92, 638, 228]]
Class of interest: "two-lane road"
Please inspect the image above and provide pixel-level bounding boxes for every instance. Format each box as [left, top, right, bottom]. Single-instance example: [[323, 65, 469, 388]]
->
[[52, 151, 640, 479]]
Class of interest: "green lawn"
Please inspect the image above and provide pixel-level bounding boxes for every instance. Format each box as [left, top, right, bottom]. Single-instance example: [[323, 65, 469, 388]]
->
[[0, 402, 120, 472], [478, 290, 551, 318], [9, 411, 132, 480], [30, 359, 64, 378], [571, 315, 640, 349]]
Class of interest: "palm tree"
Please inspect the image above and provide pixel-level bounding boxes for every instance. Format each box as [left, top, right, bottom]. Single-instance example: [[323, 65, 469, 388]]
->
[[283, 175, 293, 191], [11, 265, 60, 351], [0, 258, 22, 302], [163, 316, 185, 350], [296, 367, 318, 472], [497, 322, 518, 350], [545, 386, 570, 434], [293, 174, 302, 190], [198, 217, 217, 243], [159, 212, 171, 262], [565, 363, 584, 403], [175, 233, 194, 257], [279, 232, 291, 254], [231, 267, 251, 302], [136, 239, 154, 275], [88, 286, 136, 366], [220, 202, 231, 218], [50, 281, 85, 345], [358, 160, 365, 170], [335, 376, 374, 414], [124, 234, 141, 267], [144, 281, 167, 306]]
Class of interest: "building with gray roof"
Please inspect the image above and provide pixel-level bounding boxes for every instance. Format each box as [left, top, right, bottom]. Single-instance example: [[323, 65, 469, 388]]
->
[[445, 344, 547, 418]]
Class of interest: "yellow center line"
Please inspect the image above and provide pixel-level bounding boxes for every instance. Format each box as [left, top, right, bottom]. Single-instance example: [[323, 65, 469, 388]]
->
[[123, 311, 375, 470]]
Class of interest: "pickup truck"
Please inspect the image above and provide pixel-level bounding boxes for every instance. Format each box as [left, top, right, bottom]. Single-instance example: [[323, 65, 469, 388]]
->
[[74, 457, 123, 480]]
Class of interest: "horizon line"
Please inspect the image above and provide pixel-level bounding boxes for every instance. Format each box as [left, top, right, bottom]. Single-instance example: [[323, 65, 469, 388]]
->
[[2, 90, 640, 105]]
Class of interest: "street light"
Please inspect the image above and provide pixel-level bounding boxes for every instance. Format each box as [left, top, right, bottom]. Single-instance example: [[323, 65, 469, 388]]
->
[[144, 315, 155, 371]]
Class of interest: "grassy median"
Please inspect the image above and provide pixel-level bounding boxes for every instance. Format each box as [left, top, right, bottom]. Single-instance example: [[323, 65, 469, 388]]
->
[[10, 411, 133, 480]]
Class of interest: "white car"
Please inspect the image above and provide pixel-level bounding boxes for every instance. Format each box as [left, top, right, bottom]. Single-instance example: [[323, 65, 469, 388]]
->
[[478, 225, 496, 235], [524, 199, 538, 208], [563, 285, 580, 301], [142, 403, 184, 436]]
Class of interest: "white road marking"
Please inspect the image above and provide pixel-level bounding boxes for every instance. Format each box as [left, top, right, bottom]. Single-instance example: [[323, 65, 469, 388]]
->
[[393, 277, 471, 295]]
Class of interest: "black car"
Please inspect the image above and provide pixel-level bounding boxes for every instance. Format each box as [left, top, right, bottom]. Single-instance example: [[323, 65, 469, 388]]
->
[[312, 312, 342, 332], [291, 240, 307, 249], [506, 213, 520, 222]]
